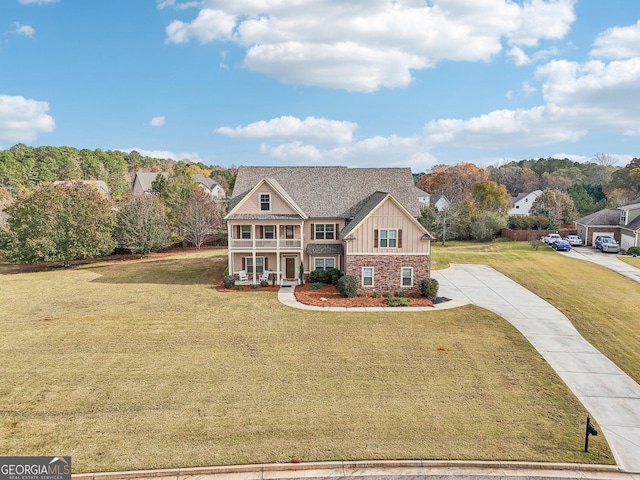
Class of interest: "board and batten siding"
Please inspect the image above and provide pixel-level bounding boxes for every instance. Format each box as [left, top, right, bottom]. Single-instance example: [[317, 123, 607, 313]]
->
[[347, 198, 429, 254], [234, 183, 298, 216]]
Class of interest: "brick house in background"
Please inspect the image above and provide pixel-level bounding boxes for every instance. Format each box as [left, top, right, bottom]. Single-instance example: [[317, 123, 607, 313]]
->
[[225, 166, 433, 292]]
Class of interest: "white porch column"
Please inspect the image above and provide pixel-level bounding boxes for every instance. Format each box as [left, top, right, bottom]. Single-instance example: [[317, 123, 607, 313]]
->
[[299, 221, 305, 281], [227, 223, 233, 274], [276, 224, 281, 284]]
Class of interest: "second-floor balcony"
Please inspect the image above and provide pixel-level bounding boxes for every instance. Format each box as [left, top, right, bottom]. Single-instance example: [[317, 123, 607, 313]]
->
[[229, 238, 302, 249]]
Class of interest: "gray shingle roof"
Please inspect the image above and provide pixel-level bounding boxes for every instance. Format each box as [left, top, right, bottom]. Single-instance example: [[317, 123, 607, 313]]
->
[[134, 172, 169, 192], [340, 191, 389, 238], [192, 173, 220, 190], [622, 215, 640, 232], [225, 213, 303, 220], [575, 208, 620, 226], [306, 244, 344, 255], [230, 166, 420, 218]]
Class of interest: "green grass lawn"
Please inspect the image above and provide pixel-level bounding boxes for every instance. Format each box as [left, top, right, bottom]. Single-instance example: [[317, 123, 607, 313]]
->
[[0, 248, 615, 472]]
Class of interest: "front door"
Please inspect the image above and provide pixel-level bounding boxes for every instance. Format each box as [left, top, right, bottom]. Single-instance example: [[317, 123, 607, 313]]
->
[[285, 257, 295, 279]]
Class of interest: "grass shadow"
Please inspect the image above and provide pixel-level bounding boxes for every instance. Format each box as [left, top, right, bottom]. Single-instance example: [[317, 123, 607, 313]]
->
[[89, 257, 226, 286]]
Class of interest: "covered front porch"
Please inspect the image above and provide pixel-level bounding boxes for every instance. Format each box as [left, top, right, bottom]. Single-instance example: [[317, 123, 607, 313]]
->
[[230, 251, 303, 285]]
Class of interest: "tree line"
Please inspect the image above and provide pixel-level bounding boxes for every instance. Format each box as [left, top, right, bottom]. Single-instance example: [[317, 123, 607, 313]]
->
[[0, 145, 238, 265], [416, 156, 640, 243]]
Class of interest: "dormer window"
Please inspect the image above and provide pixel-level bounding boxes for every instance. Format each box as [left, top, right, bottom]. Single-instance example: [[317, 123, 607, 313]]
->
[[621, 209, 627, 224], [260, 193, 271, 211]]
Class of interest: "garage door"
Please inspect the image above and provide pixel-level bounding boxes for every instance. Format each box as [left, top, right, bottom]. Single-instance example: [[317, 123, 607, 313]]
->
[[591, 231, 613, 246], [621, 232, 634, 251]]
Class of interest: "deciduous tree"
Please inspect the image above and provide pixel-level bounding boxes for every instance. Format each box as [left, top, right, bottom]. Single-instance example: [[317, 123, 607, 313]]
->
[[417, 163, 489, 203], [114, 194, 171, 256], [178, 190, 224, 249], [0, 183, 115, 266]]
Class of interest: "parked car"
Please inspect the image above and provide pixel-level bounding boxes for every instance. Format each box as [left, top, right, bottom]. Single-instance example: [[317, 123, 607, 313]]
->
[[552, 239, 571, 251], [564, 235, 583, 246], [543, 233, 562, 244], [594, 235, 620, 253]]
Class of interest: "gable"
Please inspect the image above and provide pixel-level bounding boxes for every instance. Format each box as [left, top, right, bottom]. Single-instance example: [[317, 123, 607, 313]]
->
[[229, 180, 303, 217]]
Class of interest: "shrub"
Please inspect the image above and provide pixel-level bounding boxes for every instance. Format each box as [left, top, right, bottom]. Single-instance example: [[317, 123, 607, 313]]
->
[[310, 282, 326, 290], [385, 291, 393, 299], [356, 291, 366, 297], [396, 290, 409, 298], [223, 266, 229, 276], [384, 297, 410, 307], [260, 280, 269, 287], [222, 274, 235, 289], [420, 278, 439, 299], [626, 246, 640, 256], [372, 291, 382, 298], [338, 275, 358, 298], [309, 268, 343, 285]]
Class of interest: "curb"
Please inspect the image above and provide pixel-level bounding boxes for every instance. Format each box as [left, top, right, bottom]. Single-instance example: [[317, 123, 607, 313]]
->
[[73, 460, 625, 480]]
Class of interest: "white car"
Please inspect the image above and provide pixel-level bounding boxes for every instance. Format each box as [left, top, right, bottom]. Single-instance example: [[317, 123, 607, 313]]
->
[[543, 233, 561, 244], [564, 235, 583, 246]]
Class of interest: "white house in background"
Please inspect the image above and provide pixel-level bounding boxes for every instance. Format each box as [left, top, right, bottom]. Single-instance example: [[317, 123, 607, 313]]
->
[[132, 171, 225, 199], [414, 187, 451, 211], [508, 190, 542, 216]]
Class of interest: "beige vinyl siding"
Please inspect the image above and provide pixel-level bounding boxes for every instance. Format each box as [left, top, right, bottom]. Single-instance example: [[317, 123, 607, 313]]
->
[[234, 184, 298, 215], [302, 219, 343, 249], [232, 252, 277, 274], [348, 198, 429, 254]]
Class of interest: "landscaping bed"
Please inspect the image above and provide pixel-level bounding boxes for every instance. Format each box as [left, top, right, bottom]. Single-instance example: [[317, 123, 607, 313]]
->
[[294, 282, 433, 307]]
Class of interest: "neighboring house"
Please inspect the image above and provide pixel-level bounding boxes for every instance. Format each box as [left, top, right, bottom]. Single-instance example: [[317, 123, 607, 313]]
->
[[53, 180, 110, 197], [574, 197, 640, 248], [414, 187, 450, 211], [508, 190, 542, 216], [225, 166, 433, 292], [131, 171, 225, 199]]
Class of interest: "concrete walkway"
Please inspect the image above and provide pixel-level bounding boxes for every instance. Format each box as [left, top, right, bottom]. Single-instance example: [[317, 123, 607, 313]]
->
[[433, 264, 640, 474], [559, 247, 640, 284], [75, 460, 636, 480]]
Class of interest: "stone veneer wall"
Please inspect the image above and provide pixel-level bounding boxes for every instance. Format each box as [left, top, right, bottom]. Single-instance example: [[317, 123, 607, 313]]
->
[[346, 254, 430, 293]]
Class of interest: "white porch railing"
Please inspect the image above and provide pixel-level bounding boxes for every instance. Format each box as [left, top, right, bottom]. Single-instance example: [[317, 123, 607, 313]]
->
[[229, 238, 301, 249]]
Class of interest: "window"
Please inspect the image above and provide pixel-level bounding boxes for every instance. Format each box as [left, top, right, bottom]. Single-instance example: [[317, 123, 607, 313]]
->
[[401, 267, 413, 287], [245, 257, 264, 275], [314, 258, 335, 271], [260, 193, 270, 211], [314, 223, 335, 240], [285, 225, 294, 238], [379, 229, 397, 248], [241, 225, 251, 239], [264, 225, 275, 239], [362, 267, 374, 287], [621, 210, 628, 224]]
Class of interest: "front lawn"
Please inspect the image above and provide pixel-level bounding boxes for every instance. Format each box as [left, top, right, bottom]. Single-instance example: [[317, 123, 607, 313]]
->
[[0, 248, 613, 472]]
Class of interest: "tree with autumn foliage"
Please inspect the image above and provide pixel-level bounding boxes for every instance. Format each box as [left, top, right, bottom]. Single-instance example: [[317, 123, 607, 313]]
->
[[417, 163, 489, 203], [178, 190, 224, 249], [531, 189, 577, 225], [472, 181, 511, 214]]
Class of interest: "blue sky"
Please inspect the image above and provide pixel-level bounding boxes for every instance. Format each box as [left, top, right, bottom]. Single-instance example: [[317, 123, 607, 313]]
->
[[1, 0, 640, 171]]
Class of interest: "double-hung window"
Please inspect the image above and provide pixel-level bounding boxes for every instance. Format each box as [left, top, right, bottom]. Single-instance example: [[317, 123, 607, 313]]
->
[[260, 193, 271, 211], [246, 257, 264, 275], [241, 225, 251, 239], [362, 267, 374, 287], [379, 229, 397, 248], [263, 225, 275, 239], [401, 267, 413, 287], [314, 258, 335, 271], [314, 223, 335, 240]]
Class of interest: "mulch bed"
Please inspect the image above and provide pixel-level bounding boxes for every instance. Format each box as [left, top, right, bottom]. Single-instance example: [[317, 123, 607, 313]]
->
[[294, 282, 433, 308]]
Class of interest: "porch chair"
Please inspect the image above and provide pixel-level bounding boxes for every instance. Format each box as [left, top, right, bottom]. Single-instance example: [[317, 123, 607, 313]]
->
[[238, 270, 250, 283], [258, 270, 270, 282]]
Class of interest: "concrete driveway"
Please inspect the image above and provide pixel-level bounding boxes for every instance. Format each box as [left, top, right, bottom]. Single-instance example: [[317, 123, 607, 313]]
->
[[559, 247, 640, 284], [432, 264, 640, 474]]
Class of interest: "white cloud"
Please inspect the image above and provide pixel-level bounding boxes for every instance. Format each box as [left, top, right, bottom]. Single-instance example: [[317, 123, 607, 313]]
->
[[505, 90, 513, 99], [507, 46, 531, 66], [18, 0, 57, 4], [164, 0, 576, 91], [522, 81, 536, 95], [0, 94, 55, 142], [216, 116, 358, 145], [149, 116, 166, 127], [591, 20, 640, 60], [157, 0, 200, 10], [9, 22, 35, 38]]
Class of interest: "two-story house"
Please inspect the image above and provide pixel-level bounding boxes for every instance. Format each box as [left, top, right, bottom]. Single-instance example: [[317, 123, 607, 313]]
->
[[132, 171, 226, 199], [225, 166, 433, 292], [508, 190, 542, 216]]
